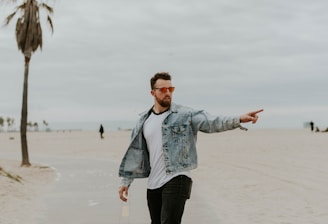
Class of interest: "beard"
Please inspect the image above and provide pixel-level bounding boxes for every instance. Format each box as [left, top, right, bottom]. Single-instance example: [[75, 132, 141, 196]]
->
[[155, 95, 171, 108]]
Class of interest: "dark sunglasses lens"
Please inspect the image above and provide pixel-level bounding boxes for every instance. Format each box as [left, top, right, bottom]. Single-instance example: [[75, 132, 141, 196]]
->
[[169, 87, 175, 92]]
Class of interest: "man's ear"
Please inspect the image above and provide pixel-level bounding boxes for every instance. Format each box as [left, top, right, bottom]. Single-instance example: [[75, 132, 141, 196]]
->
[[151, 90, 155, 96]]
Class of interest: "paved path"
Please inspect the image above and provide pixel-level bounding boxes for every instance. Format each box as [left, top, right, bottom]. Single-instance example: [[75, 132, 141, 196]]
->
[[35, 156, 217, 224], [1, 152, 217, 223], [37, 156, 150, 224]]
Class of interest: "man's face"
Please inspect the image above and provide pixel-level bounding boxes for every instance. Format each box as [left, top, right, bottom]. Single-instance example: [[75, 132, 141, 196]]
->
[[151, 79, 174, 108]]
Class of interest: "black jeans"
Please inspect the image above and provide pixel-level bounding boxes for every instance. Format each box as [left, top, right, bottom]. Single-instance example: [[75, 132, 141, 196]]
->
[[147, 175, 193, 224]]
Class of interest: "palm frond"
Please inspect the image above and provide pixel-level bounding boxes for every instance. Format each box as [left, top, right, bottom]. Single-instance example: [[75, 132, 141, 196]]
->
[[4, 11, 17, 25], [3, 2, 26, 26], [36, 22, 42, 50], [47, 15, 53, 33], [17, 2, 27, 11], [40, 3, 54, 14], [29, 1, 42, 53], [6, 0, 55, 55], [15, 17, 27, 51]]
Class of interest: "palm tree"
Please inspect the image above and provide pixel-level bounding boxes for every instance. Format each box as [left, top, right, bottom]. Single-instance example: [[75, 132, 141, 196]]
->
[[33, 121, 38, 131], [3, 0, 54, 166], [0, 116, 4, 132], [6, 117, 15, 131]]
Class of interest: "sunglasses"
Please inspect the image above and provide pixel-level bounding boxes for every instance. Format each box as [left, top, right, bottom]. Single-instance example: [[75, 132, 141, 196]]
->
[[153, 87, 175, 93]]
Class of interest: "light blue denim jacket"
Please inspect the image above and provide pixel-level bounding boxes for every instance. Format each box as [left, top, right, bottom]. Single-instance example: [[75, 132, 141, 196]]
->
[[119, 102, 241, 186]]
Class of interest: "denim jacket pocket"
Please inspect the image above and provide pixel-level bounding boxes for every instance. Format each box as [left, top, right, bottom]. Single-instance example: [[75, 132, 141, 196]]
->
[[168, 125, 192, 165], [171, 125, 186, 134], [170, 125, 188, 145]]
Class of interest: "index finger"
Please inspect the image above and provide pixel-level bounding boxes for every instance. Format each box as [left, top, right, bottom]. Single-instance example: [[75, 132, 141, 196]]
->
[[251, 109, 264, 115]]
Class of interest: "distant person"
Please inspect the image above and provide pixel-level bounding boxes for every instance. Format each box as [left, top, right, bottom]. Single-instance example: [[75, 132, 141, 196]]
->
[[118, 72, 263, 224], [99, 124, 104, 139], [310, 121, 314, 131]]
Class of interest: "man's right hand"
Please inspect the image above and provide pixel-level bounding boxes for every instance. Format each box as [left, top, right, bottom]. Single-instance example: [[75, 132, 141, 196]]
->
[[118, 186, 129, 202]]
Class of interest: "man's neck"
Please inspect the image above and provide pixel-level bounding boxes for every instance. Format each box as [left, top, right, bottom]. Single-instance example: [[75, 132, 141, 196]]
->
[[152, 105, 169, 114]]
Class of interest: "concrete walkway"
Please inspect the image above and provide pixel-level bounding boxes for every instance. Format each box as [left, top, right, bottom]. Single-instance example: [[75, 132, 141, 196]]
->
[[37, 156, 149, 224], [36, 156, 217, 224], [1, 151, 217, 224]]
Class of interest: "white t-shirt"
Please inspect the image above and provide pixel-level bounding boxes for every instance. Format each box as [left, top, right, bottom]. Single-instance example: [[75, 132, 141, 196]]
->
[[143, 110, 190, 189]]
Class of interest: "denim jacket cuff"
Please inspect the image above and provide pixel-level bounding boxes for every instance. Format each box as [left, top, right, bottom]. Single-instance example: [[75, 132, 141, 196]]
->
[[233, 116, 248, 131], [120, 177, 134, 187], [232, 116, 240, 128]]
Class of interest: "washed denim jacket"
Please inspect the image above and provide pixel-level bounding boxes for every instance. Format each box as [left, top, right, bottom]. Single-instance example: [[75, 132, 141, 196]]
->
[[119, 102, 241, 186]]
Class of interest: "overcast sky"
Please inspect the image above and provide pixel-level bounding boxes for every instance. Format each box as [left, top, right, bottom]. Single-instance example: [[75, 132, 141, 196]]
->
[[1, 0, 328, 129]]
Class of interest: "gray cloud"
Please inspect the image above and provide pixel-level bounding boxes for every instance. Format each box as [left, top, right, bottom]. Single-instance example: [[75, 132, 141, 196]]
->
[[1, 0, 328, 129]]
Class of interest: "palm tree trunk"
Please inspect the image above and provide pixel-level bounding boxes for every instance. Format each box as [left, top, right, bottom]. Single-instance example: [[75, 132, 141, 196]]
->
[[20, 57, 31, 167]]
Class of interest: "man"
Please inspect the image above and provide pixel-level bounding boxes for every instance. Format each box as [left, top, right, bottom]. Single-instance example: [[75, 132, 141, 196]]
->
[[99, 124, 104, 139], [309, 121, 314, 132], [118, 72, 263, 224]]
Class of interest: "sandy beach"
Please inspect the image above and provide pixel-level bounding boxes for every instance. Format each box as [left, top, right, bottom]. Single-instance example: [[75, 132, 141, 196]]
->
[[1, 129, 328, 224]]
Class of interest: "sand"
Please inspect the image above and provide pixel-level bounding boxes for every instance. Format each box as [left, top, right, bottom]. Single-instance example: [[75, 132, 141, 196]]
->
[[0, 160, 56, 224], [1, 129, 328, 224]]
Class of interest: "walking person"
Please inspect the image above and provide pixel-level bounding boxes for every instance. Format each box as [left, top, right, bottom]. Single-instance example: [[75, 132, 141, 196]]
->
[[118, 72, 263, 224], [309, 121, 314, 132], [99, 124, 104, 139]]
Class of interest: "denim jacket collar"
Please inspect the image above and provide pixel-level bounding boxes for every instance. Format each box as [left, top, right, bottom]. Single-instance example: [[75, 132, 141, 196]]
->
[[139, 102, 178, 117]]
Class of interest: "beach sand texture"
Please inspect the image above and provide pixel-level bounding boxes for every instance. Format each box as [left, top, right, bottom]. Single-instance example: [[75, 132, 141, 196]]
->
[[1, 129, 328, 224]]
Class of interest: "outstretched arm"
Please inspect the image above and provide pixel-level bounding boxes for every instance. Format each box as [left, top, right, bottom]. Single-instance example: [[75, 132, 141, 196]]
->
[[240, 109, 264, 124]]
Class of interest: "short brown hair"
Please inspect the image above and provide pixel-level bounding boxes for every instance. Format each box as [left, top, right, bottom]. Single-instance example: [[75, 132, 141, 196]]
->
[[150, 72, 171, 89]]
